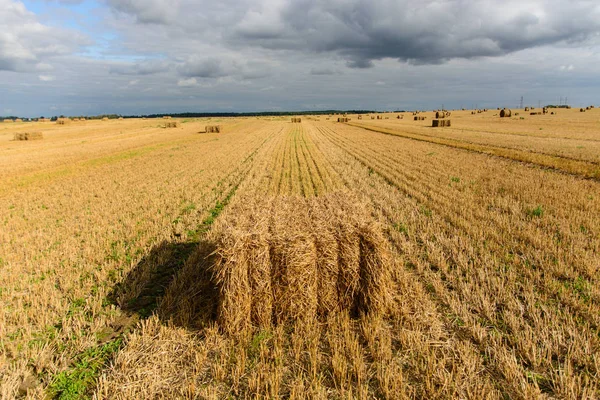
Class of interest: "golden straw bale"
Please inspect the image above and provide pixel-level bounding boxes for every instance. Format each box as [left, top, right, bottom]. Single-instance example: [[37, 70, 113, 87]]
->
[[14, 132, 43, 141]]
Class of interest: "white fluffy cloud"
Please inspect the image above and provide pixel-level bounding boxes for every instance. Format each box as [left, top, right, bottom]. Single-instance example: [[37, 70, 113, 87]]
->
[[0, 0, 88, 72]]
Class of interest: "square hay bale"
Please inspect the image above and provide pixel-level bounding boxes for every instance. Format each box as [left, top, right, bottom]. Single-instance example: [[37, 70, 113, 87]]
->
[[163, 116, 172, 119], [102, 117, 109, 121], [3, 119, 14, 123], [164, 121, 180, 128], [432, 119, 451, 127], [212, 193, 392, 334], [337, 117, 350, 122], [14, 132, 43, 141], [205, 125, 223, 133], [291, 117, 302, 123], [56, 119, 71, 125], [414, 116, 426, 121]]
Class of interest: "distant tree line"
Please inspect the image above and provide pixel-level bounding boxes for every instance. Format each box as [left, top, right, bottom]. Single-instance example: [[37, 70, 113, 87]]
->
[[123, 110, 378, 119]]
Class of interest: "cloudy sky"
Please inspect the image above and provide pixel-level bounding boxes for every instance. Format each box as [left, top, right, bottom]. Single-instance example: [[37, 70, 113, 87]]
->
[[1, 0, 599, 117]]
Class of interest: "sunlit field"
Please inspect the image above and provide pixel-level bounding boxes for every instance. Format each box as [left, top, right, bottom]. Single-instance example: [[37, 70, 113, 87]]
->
[[1, 109, 599, 399]]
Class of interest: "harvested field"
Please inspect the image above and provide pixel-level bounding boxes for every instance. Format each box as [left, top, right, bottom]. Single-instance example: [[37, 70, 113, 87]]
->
[[1, 113, 599, 398]]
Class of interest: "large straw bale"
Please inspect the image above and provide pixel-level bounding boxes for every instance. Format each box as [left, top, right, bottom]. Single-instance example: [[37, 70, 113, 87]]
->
[[205, 125, 223, 133], [211, 193, 392, 333], [14, 132, 43, 141]]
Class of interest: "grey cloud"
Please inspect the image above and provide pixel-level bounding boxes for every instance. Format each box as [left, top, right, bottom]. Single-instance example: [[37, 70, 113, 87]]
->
[[177, 57, 272, 80], [309, 67, 338, 75], [109, 60, 172, 75], [178, 58, 229, 78], [230, 0, 600, 66], [104, 0, 600, 66], [107, 0, 180, 24], [346, 60, 373, 69]]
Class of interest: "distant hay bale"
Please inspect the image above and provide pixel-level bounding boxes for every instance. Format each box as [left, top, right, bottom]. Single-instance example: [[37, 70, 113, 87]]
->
[[291, 117, 302, 123], [102, 117, 109, 121], [524, 107, 530, 111], [163, 116, 172, 119], [358, 115, 363, 120], [14, 132, 43, 141], [500, 109, 512, 118], [213, 194, 392, 333], [432, 119, 451, 127], [337, 117, 350, 122], [3, 119, 14, 123], [15, 118, 23, 122], [580, 108, 585, 112], [118, 117, 124, 120], [164, 121, 180, 128], [205, 125, 223, 133], [56, 118, 71, 125], [414, 116, 426, 121]]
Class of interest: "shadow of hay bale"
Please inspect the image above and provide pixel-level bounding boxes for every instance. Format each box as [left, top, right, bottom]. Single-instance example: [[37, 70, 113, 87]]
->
[[109, 240, 218, 330]]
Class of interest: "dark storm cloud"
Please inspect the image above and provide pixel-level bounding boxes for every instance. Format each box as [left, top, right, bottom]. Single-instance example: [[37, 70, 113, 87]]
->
[[103, 0, 600, 68], [230, 0, 600, 66]]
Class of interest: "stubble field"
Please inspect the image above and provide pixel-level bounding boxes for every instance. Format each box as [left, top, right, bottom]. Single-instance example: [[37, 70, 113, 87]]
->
[[1, 109, 599, 399]]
